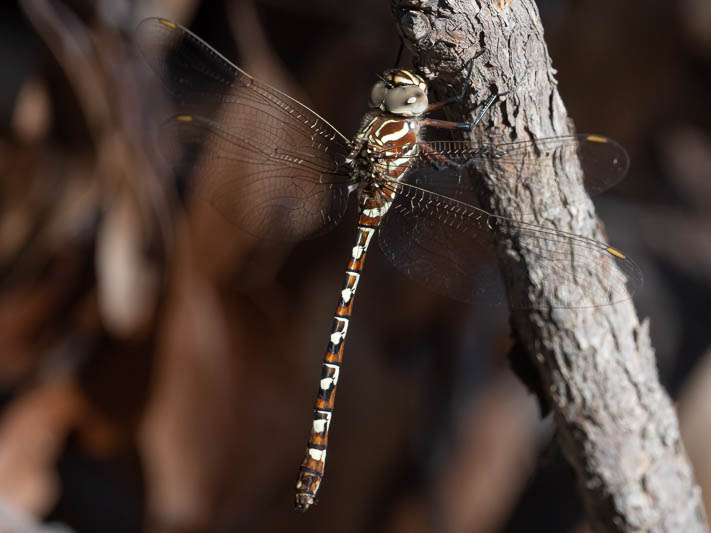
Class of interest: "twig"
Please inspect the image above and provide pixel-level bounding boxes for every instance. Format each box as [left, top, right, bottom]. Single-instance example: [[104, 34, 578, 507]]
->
[[392, 0, 709, 530]]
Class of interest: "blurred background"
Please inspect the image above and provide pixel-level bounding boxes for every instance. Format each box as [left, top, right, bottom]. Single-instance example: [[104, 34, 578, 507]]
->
[[0, 0, 710, 531]]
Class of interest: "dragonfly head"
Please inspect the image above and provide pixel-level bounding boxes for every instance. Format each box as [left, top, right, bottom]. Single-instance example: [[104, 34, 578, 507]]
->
[[369, 69, 428, 117]]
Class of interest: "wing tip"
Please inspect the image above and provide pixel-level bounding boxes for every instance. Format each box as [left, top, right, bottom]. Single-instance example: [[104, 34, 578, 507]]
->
[[606, 246, 626, 259], [585, 134, 609, 143], [156, 18, 177, 28]]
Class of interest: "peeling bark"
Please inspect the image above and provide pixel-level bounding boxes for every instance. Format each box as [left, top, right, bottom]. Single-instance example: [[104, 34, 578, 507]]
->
[[391, 0, 709, 530]]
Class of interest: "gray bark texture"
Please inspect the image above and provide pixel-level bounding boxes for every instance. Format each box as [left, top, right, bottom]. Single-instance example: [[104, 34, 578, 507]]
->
[[391, 1, 709, 531]]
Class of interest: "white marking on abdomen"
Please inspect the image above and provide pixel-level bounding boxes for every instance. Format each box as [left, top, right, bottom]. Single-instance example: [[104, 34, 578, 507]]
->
[[308, 448, 326, 461], [362, 226, 375, 245], [313, 411, 332, 433], [320, 365, 341, 390], [363, 203, 392, 218], [351, 227, 375, 259], [321, 363, 341, 388], [341, 287, 353, 303], [319, 364, 340, 391], [329, 317, 349, 345], [341, 272, 360, 303]]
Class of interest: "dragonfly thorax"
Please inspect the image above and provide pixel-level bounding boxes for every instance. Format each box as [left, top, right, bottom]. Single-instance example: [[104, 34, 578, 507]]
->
[[345, 112, 422, 220], [348, 113, 421, 184]]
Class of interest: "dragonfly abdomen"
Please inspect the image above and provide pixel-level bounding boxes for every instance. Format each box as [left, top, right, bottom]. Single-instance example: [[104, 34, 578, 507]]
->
[[295, 219, 376, 511]]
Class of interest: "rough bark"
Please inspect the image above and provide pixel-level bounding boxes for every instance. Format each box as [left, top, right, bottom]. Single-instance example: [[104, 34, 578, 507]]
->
[[391, 0, 709, 531]]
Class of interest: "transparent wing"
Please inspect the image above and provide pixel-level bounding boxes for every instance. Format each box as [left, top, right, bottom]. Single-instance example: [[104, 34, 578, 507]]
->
[[378, 167, 642, 308], [136, 18, 354, 241], [163, 114, 352, 240], [373, 134, 629, 200]]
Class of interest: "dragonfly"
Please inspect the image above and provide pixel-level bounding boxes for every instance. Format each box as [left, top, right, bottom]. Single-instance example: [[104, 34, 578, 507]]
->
[[135, 18, 642, 512]]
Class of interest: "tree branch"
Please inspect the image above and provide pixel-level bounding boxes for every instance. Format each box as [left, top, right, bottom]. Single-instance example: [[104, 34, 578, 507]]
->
[[392, 0, 709, 530]]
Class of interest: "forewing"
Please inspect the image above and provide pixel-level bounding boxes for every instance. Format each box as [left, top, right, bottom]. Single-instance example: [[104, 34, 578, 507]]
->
[[136, 18, 354, 241], [378, 167, 641, 308], [164, 115, 352, 240], [375, 135, 629, 201]]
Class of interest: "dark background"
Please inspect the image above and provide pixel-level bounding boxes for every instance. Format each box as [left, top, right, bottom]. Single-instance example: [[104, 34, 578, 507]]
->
[[1, 0, 710, 532]]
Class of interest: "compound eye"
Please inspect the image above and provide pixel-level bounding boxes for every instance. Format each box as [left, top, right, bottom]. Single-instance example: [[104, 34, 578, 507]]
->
[[369, 81, 387, 108], [383, 86, 428, 116]]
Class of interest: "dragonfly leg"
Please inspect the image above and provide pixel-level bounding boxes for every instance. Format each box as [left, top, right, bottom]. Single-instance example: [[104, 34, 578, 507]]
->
[[420, 85, 511, 131], [425, 48, 514, 131], [426, 50, 484, 112], [422, 87, 512, 132], [392, 38, 404, 69], [469, 88, 513, 128]]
